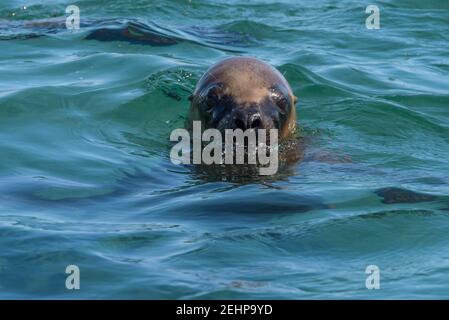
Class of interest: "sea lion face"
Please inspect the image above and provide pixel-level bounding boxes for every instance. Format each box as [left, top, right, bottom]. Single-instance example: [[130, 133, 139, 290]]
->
[[189, 57, 297, 139]]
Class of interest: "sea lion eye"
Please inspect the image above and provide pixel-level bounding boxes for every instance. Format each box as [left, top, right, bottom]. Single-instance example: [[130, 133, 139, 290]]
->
[[205, 84, 222, 111], [270, 88, 289, 113], [277, 97, 288, 112]]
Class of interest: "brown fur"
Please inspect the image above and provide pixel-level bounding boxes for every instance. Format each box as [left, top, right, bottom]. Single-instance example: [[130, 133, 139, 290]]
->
[[189, 57, 297, 139]]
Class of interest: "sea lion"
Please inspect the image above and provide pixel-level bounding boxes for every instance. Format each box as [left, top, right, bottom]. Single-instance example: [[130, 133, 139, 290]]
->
[[0, 18, 250, 49], [188, 57, 297, 140]]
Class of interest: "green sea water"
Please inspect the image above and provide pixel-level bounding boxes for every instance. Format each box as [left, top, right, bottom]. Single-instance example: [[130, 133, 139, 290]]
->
[[0, 0, 448, 299]]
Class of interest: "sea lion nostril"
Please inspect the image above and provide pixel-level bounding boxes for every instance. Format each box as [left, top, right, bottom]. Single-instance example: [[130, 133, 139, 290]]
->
[[234, 118, 246, 130], [249, 115, 262, 129]]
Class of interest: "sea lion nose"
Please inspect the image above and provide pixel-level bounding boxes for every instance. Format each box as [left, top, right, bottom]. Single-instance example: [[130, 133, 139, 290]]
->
[[233, 113, 247, 130], [233, 110, 262, 130], [248, 113, 262, 129]]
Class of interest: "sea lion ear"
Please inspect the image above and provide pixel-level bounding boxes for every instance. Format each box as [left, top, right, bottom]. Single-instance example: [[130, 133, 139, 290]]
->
[[293, 95, 298, 104]]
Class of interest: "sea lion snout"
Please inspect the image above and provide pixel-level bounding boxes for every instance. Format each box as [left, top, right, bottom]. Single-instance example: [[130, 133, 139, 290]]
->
[[232, 107, 261, 130], [189, 57, 297, 139], [229, 104, 277, 131]]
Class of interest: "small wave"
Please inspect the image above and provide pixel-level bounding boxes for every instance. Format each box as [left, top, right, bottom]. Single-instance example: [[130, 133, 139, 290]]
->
[[1, 17, 253, 52]]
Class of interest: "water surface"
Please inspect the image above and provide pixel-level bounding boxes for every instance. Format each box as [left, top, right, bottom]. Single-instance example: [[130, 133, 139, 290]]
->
[[0, 0, 449, 299]]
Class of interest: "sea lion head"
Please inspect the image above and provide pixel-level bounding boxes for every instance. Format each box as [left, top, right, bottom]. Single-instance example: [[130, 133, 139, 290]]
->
[[189, 57, 297, 139]]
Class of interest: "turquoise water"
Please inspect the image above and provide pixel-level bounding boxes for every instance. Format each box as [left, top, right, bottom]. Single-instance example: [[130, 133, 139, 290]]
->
[[1, 0, 449, 299]]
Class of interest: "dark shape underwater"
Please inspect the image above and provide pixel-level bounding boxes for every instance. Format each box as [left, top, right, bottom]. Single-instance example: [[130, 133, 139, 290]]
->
[[0, 18, 252, 50], [375, 187, 437, 204]]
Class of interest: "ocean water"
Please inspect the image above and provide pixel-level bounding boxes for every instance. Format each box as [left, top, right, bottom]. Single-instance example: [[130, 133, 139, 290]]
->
[[0, 0, 448, 299]]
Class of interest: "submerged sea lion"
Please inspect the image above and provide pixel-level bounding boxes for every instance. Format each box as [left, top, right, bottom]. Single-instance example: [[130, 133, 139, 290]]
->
[[188, 57, 297, 140], [0, 18, 250, 49]]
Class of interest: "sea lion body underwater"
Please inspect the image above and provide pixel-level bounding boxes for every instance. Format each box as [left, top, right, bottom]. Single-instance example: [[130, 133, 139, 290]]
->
[[188, 57, 297, 140]]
